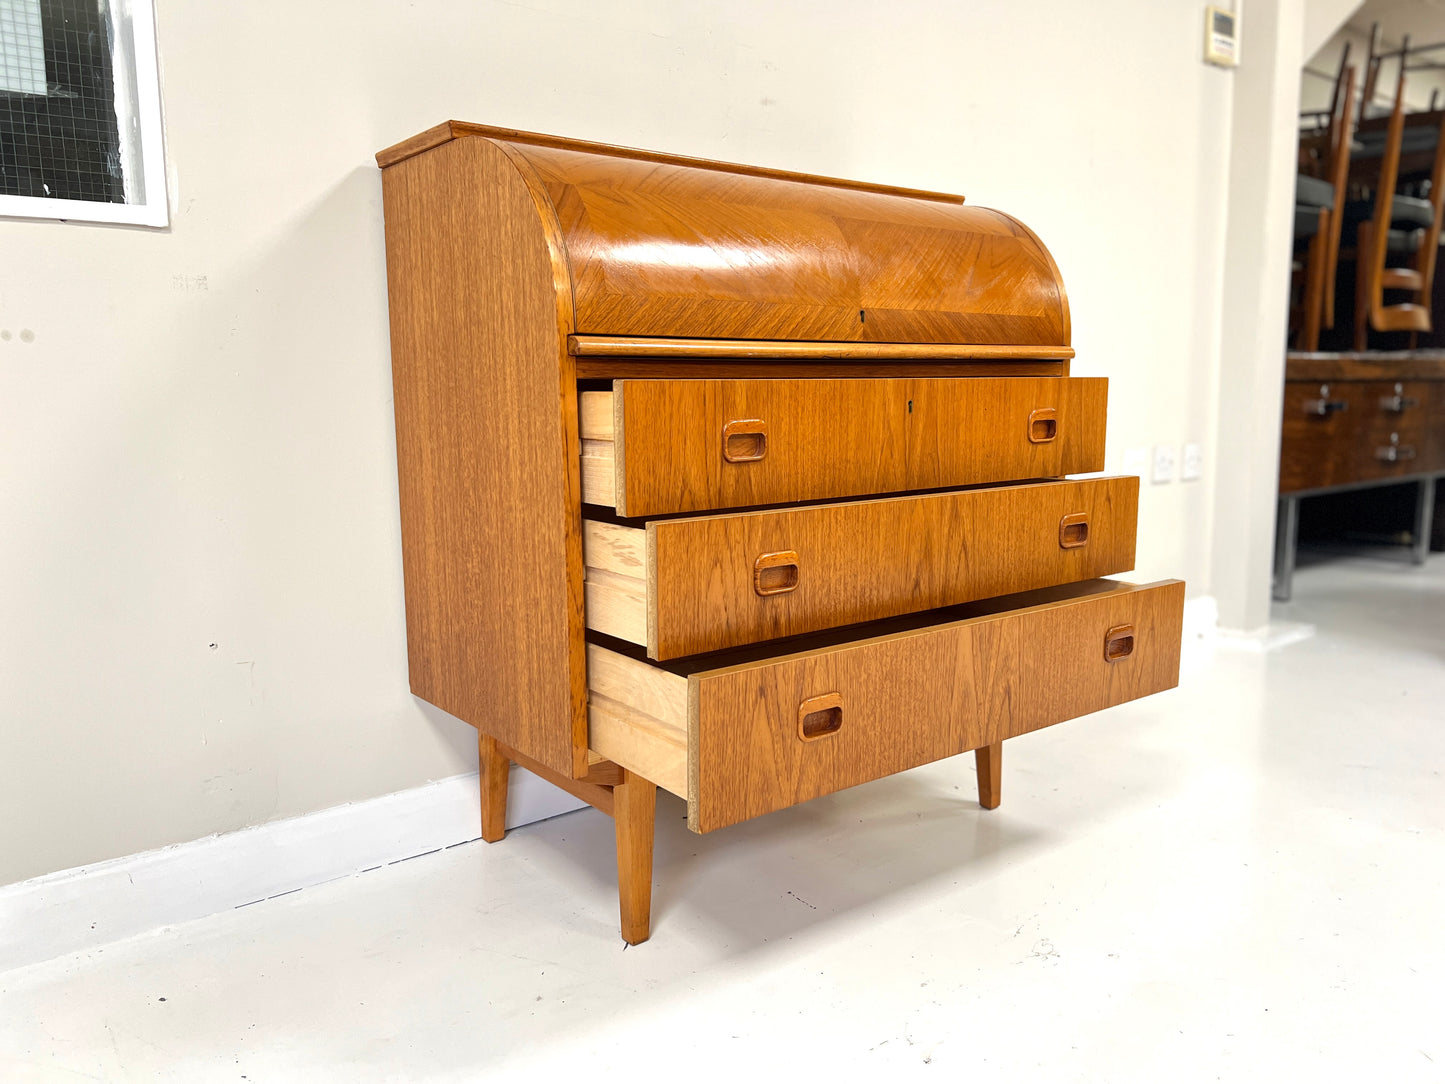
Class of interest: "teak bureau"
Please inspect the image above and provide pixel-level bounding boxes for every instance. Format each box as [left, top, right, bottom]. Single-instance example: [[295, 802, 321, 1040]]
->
[[376, 122, 1185, 943]]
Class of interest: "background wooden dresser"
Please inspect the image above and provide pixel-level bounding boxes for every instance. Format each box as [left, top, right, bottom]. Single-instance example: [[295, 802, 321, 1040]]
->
[[1275, 352, 1445, 600], [377, 122, 1185, 943]]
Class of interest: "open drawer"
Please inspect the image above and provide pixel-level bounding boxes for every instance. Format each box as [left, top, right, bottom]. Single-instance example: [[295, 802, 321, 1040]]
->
[[584, 474, 1139, 659], [580, 377, 1108, 515], [587, 578, 1185, 832]]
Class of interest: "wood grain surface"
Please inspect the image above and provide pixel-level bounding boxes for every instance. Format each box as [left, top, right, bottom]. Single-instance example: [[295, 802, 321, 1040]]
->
[[975, 743, 1002, 810], [381, 136, 588, 778], [479, 733, 509, 843], [621, 475, 1139, 659], [1285, 353, 1445, 381], [685, 579, 1184, 832], [378, 126, 1070, 347], [574, 359, 1069, 380], [376, 121, 967, 204], [1429, 383, 1445, 469], [1279, 379, 1434, 493], [581, 377, 1108, 515], [518, 139, 1067, 345], [569, 336, 1074, 360], [614, 770, 658, 944]]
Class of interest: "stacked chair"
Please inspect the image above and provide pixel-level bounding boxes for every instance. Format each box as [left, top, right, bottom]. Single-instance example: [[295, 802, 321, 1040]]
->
[[1291, 50, 1354, 351], [1292, 30, 1445, 351]]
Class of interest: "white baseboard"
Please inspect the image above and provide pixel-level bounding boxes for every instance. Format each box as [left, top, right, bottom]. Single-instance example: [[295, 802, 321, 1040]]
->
[[0, 766, 585, 975], [1215, 619, 1317, 652], [1179, 593, 1315, 652], [1182, 594, 1219, 642]]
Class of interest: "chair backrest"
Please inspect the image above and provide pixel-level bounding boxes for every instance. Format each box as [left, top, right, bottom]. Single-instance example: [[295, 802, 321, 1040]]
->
[[1412, 111, 1445, 298], [1361, 23, 1383, 118], [1366, 63, 1408, 285], [1323, 63, 1357, 327]]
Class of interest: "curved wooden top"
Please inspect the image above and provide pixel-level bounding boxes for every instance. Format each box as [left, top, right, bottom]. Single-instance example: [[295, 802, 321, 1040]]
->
[[377, 122, 1070, 347]]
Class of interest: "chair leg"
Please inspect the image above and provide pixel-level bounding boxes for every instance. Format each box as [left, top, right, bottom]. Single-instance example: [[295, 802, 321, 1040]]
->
[[1354, 220, 1373, 352], [614, 770, 657, 945], [479, 732, 510, 843], [976, 742, 1002, 810], [1301, 217, 1327, 352]]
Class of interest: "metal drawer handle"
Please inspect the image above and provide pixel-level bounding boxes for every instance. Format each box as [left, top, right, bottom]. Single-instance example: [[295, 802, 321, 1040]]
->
[[1027, 407, 1058, 443], [1104, 624, 1136, 663], [1376, 444, 1417, 462], [1379, 395, 1420, 412], [722, 419, 767, 462], [798, 692, 843, 741], [1304, 398, 1348, 416], [1059, 512, 1090, 549], [753, 550, 800, 596]]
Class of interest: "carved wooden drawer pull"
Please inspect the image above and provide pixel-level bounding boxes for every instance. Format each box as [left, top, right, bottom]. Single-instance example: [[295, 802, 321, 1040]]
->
[[1059, 512, 1090, 549], [798, 692, 843, 741], [1104, 624, 1136, 662], [722, 419, 768, 462], [753, 550, 800, 596], [1028, 407, 1058, 443]]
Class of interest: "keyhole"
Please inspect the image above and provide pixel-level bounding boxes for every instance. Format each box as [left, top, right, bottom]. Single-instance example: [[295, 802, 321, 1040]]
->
[[859, 309, 866, 323]]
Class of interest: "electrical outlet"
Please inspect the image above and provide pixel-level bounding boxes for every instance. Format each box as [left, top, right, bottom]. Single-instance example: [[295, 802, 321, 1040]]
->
[[1182, 442, 1203, 481], [1122, 447, 1149, 478], [1152, 444, 1175, 484]]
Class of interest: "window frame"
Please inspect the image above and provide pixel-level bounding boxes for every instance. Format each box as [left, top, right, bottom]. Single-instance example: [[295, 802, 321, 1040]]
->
[[0, 0, 168, 227]]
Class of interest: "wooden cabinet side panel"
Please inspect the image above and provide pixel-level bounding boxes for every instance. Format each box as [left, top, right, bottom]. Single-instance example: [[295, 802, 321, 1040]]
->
[[615, 377, 1107, 516], [382, 137, 585, 777], [650, 476, 1139, 659], [688, 580, 1185, 833], [1425, 382, 1445, 471]]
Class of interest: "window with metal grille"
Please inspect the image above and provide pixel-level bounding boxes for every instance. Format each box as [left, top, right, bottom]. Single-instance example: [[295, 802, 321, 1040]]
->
[[0, 0, 166, 226]]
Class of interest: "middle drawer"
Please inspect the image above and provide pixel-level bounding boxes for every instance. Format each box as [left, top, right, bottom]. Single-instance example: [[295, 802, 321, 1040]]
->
[[584, 475, 1139, 659]]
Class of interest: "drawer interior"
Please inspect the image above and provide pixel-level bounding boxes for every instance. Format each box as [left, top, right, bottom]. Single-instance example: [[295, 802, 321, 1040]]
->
[[587, 577, 1185, 832]]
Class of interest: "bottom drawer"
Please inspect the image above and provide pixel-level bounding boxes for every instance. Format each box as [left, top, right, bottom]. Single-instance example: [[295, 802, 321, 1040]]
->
[[587, 578, 1185, 833]]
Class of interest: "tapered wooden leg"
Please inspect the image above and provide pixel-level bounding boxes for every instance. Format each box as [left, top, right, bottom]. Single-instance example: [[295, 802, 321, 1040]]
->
[[613, 770, 657, 945], [976, 742, 1002, 810], [479, 733, 509, 843]]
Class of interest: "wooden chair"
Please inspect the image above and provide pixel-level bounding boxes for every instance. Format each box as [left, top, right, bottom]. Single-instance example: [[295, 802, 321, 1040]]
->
[[1353, 63, 1445, 349], [1291, 57, 1355, 350]]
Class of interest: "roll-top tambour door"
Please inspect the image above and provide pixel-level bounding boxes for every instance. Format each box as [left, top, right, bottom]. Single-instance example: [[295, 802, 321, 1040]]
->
[[580, 377, 1108, 515]]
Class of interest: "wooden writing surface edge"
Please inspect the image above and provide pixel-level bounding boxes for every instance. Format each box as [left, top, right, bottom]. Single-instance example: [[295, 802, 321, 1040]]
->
[[568, 336, 1074, 360]]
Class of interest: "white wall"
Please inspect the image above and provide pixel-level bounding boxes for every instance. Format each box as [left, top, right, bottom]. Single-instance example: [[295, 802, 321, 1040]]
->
[[1303, 23, 1445, 115], [1304, 0, 1364, 60], [0, 0, 1235, 886]]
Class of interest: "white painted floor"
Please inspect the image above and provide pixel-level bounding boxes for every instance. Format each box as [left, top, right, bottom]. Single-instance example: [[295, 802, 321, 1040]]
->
[[4, 553, 1444, 1082]]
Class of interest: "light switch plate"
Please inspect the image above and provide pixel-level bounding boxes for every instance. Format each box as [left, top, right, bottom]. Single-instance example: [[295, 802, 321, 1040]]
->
[[1182, 442, 1203, 481], [1152, 444, 1176, 484]]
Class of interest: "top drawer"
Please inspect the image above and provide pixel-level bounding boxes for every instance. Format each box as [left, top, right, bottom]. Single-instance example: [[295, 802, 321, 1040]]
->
[[580, 377, 1107, 516]]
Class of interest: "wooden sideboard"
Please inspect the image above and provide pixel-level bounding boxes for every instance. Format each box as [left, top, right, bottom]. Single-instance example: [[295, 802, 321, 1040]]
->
[[1275, 352, 1445, 600], [376, 122, 1184, 943]]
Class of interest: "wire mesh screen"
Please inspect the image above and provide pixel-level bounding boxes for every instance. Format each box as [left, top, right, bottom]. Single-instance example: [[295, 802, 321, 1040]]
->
[[0, 0, 124, 203]]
